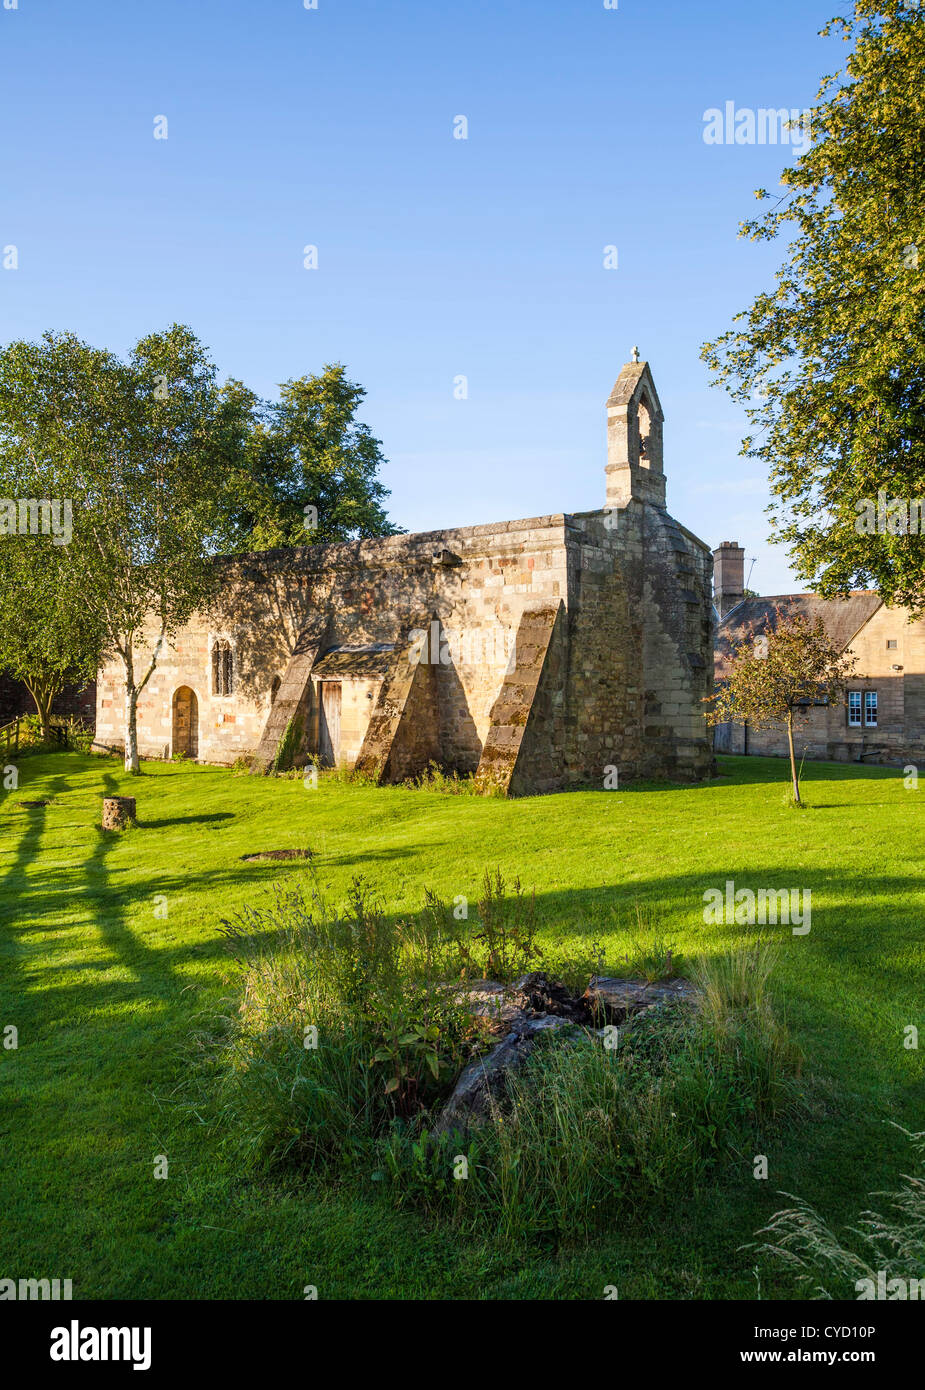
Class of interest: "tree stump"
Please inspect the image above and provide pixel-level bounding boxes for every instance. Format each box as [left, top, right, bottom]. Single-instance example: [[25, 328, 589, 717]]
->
[[102, 796, 136, 831]]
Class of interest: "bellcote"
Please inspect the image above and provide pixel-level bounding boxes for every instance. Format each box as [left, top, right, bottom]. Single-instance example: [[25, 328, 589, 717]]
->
[[604, 359, 666, 508]]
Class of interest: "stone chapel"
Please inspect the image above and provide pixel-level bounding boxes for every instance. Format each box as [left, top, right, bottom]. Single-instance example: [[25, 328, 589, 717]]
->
[[94, 359, 715, 794]]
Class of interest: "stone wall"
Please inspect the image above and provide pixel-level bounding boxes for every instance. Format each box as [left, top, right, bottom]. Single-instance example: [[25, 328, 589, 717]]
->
[[95, 496, 715, 791], [95, 516, 574, 772], [560, 505, 714, 785]]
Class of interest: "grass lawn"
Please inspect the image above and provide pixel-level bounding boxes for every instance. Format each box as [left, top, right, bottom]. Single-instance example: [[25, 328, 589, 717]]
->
[[1, 751, 923, 1300]]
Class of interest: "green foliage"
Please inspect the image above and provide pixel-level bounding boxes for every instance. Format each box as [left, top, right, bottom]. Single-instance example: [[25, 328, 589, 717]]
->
[[272, 713, 303, 774], [0, 334, 399, 775], [227, 363, 401, 550], [1, 713, 93, 756], [0, 539, 102, 738], [57, 717, 96, 754], [707, 610, 858, 801], [412, 762, 481, 795], [213, 877, 482, 1169], [702, 1, 925, 611], [376, 1126, 467, 1211], [455, 869, 544, 983], [0, 325, 243, 772], [709, 612, 857, 733]]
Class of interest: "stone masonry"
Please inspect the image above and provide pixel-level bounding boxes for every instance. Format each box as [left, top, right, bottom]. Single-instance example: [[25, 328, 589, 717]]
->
[[94, 360, 715, 793]]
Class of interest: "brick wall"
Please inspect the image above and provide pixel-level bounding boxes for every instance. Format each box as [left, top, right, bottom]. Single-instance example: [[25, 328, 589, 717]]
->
[[0, 675, 96, 725]]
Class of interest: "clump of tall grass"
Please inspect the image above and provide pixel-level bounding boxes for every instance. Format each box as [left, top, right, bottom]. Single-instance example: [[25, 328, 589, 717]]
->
[[382, 941, 804, 1240], [212, 876, 482, 1173], [692, 934, 778, 1014], [746, 1126, 925, 1299], [210, 868, 547, 1174], [412, 761, 481, 795], [610, 900, 682, 981], [691, 938, 802, 1114], [209, 877, 804, 1240]]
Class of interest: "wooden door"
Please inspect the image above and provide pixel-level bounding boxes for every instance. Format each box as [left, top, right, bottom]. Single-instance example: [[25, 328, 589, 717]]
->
[[172, 686, 199, 759], [319, 682, 341, 768]]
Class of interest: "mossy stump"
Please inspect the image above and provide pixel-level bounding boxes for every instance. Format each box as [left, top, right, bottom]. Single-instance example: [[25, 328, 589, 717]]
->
[[102, 797, 136, 831]]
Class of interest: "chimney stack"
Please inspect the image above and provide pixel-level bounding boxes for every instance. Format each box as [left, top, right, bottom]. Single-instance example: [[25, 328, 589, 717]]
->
[[713, 541, 745, 618]]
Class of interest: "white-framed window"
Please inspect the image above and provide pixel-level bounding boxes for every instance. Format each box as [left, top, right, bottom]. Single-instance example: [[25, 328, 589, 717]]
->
[[864, 690, 878, 727], [886, 639, 898, 650], [847, 691, 862, 728], [212, 638, 234, 697]]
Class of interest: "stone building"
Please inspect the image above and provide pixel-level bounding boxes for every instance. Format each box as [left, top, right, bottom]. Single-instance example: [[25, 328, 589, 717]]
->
[[713, 541, 925, 767], [94, 359, 715, 794]]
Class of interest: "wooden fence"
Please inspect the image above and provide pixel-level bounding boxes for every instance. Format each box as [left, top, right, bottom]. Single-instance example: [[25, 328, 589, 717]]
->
[[0, 717, 71, 760]]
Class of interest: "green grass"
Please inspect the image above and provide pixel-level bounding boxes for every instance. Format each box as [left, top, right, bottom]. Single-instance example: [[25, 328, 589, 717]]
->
[[1, 752, 923, 1299]]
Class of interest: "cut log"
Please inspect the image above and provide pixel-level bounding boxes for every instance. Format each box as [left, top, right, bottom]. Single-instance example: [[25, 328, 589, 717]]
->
[[102, 796, 136, 831]]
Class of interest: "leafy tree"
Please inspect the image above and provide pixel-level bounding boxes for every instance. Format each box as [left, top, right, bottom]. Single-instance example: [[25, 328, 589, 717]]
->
[[0, 332, 398, 774], [706, 611, 858, 804], [228, 363, 401, 550], [0, 326, 242, 773], [0, 539, 102, 740], [702, 1, 925, 613]]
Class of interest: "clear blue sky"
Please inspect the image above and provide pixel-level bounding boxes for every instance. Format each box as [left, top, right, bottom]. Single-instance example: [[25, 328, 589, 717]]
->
[[1, 0, 842, 593]]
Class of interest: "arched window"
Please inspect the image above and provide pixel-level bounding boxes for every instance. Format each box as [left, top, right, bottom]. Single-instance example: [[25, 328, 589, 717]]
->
[[637, 394, 652, 461], [212, 639, 234, 697], [270, 675, 281, 705]]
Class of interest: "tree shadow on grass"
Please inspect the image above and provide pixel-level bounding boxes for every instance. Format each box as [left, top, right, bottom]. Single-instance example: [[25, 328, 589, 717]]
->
[[74, 771, 183, 1002], [141, 813, 236, 829], [7, 754, 921, 1292], [8, 759, 924, 1132], [22, 857, 925, 1031], [8, 812, 923, 1253], [0, 770, 73, 1005]]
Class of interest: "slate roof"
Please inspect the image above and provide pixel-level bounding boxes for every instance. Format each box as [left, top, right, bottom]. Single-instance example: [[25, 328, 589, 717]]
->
[[715, 593, 882, 681], [311, 644, 396, 679]]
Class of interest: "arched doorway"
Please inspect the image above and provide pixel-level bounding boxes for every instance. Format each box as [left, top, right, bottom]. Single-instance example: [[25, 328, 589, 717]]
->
[[172, 687, 199, 760]]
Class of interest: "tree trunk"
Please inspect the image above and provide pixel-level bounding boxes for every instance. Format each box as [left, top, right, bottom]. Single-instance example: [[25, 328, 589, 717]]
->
[[102, 796, 136, 831], [786, 711, 801, 804], [24, 680, 57, 744], [121, 630, 165, 775], [123, 648, 140, 775]]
